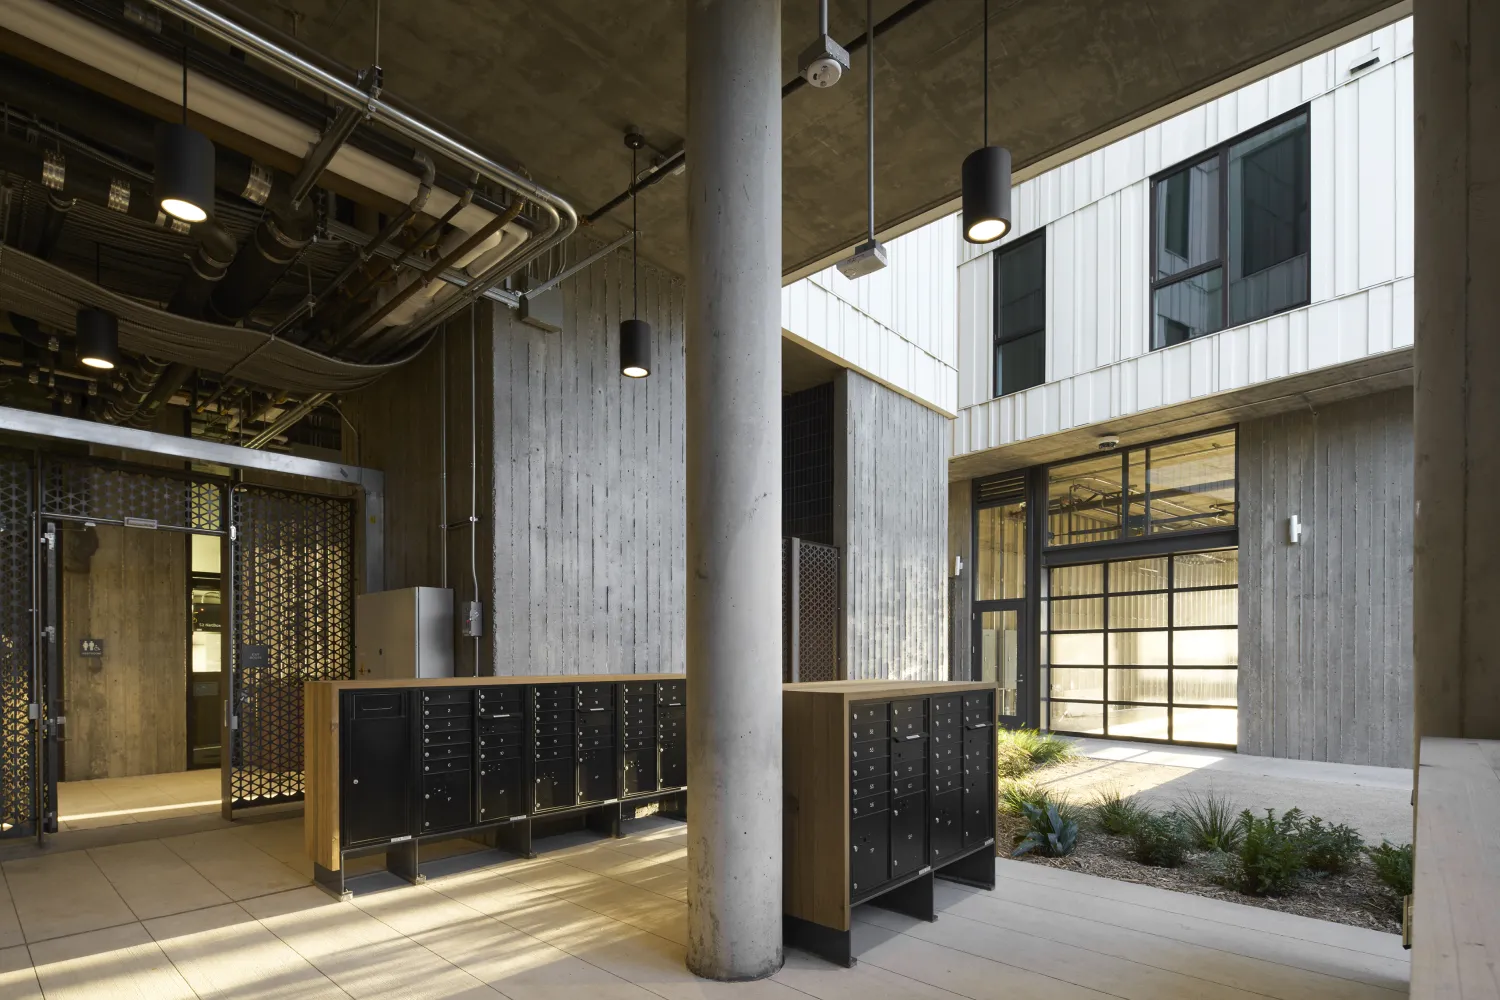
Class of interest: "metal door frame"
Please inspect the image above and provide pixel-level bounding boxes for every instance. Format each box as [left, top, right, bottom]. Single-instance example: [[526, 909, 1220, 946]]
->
[[0, 405, 383, 841]]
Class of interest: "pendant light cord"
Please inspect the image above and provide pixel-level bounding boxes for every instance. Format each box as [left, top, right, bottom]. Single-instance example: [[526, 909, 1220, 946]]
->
[[631, 145, 638, 318], [982, 0, 989, 147], [181, 44, 189, 126], [866, 0, 875, 242]]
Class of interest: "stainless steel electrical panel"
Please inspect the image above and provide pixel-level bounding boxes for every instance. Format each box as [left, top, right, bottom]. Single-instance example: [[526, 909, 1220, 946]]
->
[[355, 587, 454, 680]]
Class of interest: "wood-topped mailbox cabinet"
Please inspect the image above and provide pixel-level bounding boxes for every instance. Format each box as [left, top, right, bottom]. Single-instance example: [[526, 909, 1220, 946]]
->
[[305, 675, 686, 897], [783, 680, 998, 967]]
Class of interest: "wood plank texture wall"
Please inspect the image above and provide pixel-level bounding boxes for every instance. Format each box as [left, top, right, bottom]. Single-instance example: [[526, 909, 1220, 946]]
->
[[490, 253, 686, 676], [62, 524, 187, 780], [839, 371, 948, 681], [1238, 387, 1413, 767]]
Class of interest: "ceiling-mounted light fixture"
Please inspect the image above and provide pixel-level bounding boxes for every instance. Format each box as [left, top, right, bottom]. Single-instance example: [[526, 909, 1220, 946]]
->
[[155, 44, 215, 225], [76, 308, 121, 370], [620, 130, 651, 379], [836, 0, 888, 279], [961, 0, 1012, 244]]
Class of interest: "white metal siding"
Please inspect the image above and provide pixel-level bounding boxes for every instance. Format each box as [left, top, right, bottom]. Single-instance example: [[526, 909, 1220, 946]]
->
[[951, 17, 1414, 459], [782, 216, 960, 415]]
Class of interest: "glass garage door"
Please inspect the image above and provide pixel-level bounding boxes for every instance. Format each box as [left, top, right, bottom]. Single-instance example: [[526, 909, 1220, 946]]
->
[[1043, 549, 1238, 747]]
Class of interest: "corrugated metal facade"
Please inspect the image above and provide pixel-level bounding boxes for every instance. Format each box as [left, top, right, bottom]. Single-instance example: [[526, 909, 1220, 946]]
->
[[840, 371, 949, 681], [489, 253, 687, 676], [782, 216, 960, 416], [1238, 388, 1414, 767], [953, 17, 1414, 453]]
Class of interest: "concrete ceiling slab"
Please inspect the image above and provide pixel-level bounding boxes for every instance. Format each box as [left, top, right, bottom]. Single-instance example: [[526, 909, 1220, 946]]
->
[[225, 0, 1400, 278]]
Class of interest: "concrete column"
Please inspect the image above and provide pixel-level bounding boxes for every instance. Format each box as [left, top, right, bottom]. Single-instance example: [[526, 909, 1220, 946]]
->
[[683, 0, 784, 982], [1413, 0, 1500, 748]]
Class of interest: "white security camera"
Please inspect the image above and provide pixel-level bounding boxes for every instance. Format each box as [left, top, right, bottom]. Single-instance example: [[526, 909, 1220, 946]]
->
[[800, 34, 850, 88], [1097, 434, 1121, 452]]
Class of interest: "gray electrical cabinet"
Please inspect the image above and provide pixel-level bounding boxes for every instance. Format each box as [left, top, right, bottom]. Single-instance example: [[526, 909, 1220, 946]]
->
[[355, 587, 454, 680]]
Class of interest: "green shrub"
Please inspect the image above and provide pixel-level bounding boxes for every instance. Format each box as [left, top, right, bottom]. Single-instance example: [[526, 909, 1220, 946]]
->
[[999, 780, 1079, 825], [1178, 790, 1245, 852], [996, 728, 1077, 772], [996, 739, 1035, 779], [1128, 809, 1191, 868], [1092, 786, 1147, 836], [1230, 808, 1308, 896], [1295, 815, 1364, 873], [1012, 801, 1079, 858], [1368, 841, 1414, 896]]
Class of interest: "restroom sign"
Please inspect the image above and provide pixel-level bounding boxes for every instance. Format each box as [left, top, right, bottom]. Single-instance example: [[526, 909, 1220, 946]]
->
[[79, 638, 104, 657]]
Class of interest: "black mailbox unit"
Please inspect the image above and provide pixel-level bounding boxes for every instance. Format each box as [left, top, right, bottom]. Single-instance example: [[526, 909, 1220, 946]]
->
[[307, 675, 688, 898], [783, 680, 998, 968]]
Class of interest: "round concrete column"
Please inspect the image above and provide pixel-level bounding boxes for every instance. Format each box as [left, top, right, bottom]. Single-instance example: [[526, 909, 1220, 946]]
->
[[683, 0, 784, 981]]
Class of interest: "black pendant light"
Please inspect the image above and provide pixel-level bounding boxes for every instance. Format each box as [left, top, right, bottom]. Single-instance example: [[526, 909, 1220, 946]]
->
[[961, 0, 1012, 244], [78, 244, 120, 370], [155, 45, 215, 225], [76, 308, 121, 370], [620, 131, 651, 379]]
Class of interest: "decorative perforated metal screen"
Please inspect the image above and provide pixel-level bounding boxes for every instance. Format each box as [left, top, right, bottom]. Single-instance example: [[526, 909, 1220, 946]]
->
[[0, 457, 33, 837], [40, 458, 224, 532], [229, 485, 354, 808], [783, 537, 840, 683]]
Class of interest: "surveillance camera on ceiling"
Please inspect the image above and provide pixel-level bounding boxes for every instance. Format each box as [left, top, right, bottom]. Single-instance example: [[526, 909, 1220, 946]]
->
[[799, 34, 850, 88], [1097, 434, 1121, 452]]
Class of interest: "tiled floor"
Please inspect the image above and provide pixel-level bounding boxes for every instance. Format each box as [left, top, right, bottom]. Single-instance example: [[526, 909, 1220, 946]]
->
[[55, 770, 222, 831], [0, 816, 1409, 999]]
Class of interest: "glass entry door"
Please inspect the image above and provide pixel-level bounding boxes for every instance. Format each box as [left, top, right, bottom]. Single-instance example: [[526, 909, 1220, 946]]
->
[[972, 486, 1032, 728]]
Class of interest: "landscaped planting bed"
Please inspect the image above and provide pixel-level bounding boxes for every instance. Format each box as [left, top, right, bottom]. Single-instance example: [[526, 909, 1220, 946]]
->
[[992, 731, 1411, 934]]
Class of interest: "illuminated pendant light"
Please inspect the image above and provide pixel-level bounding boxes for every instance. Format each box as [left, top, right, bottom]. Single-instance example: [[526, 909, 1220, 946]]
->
[[155, 45, 215, 225], [620, 131, 651, 379], [961, 0, 1012, 244], [76, 308, 121, 370], [78, 245, 120, 370]]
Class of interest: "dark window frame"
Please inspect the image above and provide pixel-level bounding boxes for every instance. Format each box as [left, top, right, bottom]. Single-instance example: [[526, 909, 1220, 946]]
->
[[1149, 105, 1312, 350], [992, 229, 1047, 398], [1042, 424, 1240, 555]]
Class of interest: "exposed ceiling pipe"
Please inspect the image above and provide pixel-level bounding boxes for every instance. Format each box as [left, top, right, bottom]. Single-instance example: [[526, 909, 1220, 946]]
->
[[244, 390, 328, 449], [205, 177, 317, 324], [132, 0, 576, 339], [334, 196, 524, 354], [272, 151, 435, 338], [582, 0, 940, 228]]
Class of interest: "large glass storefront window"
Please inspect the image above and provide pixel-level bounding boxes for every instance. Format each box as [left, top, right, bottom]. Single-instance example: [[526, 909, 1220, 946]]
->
[[1046, 428, 1236, 547], [1042, 548, 1238, 746]]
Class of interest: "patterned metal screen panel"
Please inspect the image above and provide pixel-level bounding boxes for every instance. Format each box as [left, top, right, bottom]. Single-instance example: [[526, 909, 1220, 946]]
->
[[783, 537, 840, 683], [0, 458, 33, 837], [41, 459, 224, 532], [229, 486, 353, 808]]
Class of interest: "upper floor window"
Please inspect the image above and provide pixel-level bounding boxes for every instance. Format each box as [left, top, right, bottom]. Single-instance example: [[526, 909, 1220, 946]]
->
[[1151, 109, 1310, 349], [994, 231, 1046, 396]]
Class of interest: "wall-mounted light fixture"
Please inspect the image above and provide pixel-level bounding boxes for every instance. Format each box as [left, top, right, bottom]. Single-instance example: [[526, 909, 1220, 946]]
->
[[1288, 514, 1303, 545], [961, 0, 1012, 244], [620, 130, 651, 379], [155, 45, 215, 224]]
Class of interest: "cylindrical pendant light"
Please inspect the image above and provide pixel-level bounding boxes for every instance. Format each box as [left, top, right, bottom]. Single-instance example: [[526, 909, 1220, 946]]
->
[[620, 317, 651, 378], [961, 0, 1012, 244], [619, 131, 651, 379], [76, 307, 121, 370], [156, 46, 215, 224]]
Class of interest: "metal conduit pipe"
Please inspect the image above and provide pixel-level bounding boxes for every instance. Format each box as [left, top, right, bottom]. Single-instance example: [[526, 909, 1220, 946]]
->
[[273, 151, 435, 339], [205, 182, 317, 325], [334, 195, 523, 354], [583, 0, 938, 227], [138, 0, 577, 345]]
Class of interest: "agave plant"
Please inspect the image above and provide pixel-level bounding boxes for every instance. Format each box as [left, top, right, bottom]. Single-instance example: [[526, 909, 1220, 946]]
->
[[1012, 800, 1079, 858]]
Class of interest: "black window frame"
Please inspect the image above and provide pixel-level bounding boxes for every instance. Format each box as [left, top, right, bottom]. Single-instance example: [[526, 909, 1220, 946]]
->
[[1149, 105, 1312, 351], [992, 229, 1047, 398], [1041, 424, 1240, 558]]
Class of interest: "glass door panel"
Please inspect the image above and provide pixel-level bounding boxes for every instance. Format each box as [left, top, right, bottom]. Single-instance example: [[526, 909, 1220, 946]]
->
[[979, 609, 1021, 720]]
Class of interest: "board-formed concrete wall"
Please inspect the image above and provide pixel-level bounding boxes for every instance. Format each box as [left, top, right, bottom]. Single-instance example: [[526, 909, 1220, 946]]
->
[[1238, 387, 1414, 767]]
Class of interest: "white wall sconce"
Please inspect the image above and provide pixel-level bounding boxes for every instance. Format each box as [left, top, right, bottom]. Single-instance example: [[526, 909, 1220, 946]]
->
[[1288, 515, 1303, 544]]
